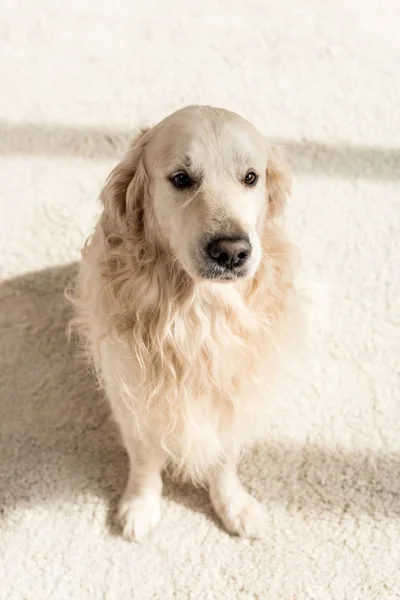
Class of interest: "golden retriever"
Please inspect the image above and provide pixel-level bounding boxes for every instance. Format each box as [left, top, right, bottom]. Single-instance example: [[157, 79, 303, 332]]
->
[[69, 105, 301, 540]]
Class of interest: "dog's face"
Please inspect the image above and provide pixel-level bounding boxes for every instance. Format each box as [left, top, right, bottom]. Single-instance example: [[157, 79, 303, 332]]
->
[[112, 106, 291, 282]]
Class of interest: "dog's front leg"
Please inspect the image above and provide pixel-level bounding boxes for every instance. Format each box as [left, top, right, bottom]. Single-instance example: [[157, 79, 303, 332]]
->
[[208, 456, 268, 538], [117, 429, 166, 542]]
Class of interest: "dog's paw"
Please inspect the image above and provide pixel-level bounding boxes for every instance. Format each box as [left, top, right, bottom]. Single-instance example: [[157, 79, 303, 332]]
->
[[118, 495, 161, 542], [215, 493, 268, 539]]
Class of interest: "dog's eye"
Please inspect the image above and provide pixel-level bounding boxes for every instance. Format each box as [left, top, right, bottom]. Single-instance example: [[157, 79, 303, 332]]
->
[[244, 171, 258, 186], [171, 172, 192, 190]]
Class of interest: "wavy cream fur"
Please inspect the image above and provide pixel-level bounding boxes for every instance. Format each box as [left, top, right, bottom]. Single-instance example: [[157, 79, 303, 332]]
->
[[69, 105, 301, 539]]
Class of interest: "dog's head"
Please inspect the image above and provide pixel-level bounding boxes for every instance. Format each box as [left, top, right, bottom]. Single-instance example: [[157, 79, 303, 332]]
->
[[102, 105, 291, 282]]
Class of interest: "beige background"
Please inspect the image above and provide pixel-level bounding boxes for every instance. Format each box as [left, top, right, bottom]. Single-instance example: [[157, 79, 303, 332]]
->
[[0, 1, 399, 598]]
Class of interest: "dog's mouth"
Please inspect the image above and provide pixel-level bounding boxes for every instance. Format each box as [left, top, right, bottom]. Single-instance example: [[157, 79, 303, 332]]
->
[[197, 262, 250, 282]]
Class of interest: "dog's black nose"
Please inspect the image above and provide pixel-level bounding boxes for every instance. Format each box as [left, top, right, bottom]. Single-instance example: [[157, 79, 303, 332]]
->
[[208, 237, 251, 269]]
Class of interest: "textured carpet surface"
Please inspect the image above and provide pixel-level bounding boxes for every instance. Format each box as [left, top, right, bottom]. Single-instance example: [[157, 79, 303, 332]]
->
[[1, 1, 399, 599]]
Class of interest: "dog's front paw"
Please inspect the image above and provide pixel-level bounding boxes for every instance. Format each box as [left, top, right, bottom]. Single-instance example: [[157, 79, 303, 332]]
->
[[215, 492, 268, 538], [118, 495, 161, 542]]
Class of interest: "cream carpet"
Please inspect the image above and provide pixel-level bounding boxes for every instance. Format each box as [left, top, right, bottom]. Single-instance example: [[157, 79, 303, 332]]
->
[[1, 1, 399, 598]]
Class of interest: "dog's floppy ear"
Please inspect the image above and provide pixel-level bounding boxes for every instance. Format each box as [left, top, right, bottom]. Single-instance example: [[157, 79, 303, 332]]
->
[[100, 127, 150, 233], [266, 144, 292, 218]]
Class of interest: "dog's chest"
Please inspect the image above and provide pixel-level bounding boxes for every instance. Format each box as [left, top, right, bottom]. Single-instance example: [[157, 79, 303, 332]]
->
[[171, 297, 267, 395]]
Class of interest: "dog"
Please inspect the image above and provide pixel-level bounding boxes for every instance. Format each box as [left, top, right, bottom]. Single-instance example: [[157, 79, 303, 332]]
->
[[69, 105, 301, 540]]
